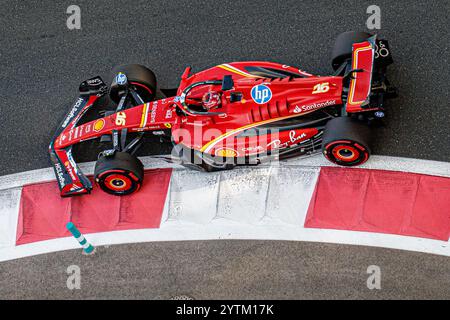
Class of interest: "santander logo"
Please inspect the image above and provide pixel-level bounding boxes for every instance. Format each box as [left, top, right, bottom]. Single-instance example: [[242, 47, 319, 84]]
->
[[293, 100, 336, 114]]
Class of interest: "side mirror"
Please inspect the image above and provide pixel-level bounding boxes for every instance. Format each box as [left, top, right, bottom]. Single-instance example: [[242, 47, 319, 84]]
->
[[181, 66, 191, 80]]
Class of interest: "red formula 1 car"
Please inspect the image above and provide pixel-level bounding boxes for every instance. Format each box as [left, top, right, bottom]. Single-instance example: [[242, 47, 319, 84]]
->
[[49, 31, 397, 197]]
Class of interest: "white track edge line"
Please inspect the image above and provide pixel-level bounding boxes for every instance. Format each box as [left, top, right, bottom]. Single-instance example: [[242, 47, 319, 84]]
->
[[1, 223, 448, 262], [0, 154, 448, 191]]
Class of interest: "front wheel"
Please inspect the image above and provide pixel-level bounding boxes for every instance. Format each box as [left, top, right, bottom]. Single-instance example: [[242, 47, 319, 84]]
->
[[94, 151, 144, 195], [109, 64, 157, 104], [322, 117, 371, 166]]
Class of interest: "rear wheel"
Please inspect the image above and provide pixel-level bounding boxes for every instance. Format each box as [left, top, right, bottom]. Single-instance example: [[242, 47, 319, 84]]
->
[[331, 31, 372, 71], [322, 117, 371, 166], [110, 64, 157, 104], [94, 151, 144, 195]]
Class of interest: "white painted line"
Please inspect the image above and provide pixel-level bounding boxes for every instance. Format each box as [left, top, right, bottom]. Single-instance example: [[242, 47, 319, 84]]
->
[[0, 154, 449, 191], [167, 169, 221, 224], [265, 166, 319, 226], [1, 221, 448, 262], [282, 154, 450, 178], [0, 188, 21, 250]]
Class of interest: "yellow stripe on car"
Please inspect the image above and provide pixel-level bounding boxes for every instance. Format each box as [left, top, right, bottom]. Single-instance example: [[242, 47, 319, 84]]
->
[[348, 45, 373, 106], [140, 103, 149, 127], [218, 64, 262, 78], [200, 113, 305, 153]]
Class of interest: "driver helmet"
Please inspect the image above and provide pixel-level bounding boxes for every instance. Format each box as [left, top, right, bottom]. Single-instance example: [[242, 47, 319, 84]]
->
[[202, 91, 221, 110]]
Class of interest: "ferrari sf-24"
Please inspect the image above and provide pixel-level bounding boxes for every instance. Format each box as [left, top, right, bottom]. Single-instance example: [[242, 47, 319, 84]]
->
[[49, 31, 397, 197]]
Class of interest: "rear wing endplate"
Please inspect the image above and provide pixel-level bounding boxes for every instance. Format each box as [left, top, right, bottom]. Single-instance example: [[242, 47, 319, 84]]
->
[[346, 36, 376, 112]]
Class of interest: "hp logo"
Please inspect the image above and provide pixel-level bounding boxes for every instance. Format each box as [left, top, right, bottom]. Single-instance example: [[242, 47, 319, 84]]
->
[[251, 84, 272, 104], [116, 72, 127, 85]]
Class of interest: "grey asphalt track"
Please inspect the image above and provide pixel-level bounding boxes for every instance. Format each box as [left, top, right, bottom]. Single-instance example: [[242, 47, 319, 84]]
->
[[1, 241, 450, 299], [0, 0, 449, 299]]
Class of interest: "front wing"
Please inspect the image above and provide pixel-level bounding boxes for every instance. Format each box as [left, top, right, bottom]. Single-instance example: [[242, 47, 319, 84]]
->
[[48, 77, 108, 197]]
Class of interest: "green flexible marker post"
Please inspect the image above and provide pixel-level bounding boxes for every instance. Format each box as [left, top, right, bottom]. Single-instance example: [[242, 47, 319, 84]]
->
[[66, 222, 95, 255]]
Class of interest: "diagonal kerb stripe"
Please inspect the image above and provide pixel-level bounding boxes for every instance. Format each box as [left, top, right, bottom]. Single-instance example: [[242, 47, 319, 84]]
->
[[305, 167, 450, 241], [16, 168, 172, 245]]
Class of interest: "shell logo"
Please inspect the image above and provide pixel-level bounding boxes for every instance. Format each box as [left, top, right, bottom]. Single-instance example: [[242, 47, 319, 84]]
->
[[215, 148, 237, 157], [94, 119, 105, 132]]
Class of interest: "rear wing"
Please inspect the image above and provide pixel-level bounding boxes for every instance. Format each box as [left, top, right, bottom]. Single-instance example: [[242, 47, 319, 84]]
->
[[346, 36, 395, 113], [48, 77, 108, 197], [345, 36, 376, 112]]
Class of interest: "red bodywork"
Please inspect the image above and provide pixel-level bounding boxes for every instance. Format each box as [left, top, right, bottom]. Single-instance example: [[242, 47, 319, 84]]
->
[[56, 63, 345, 155], [51, 40, 376, 196]]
